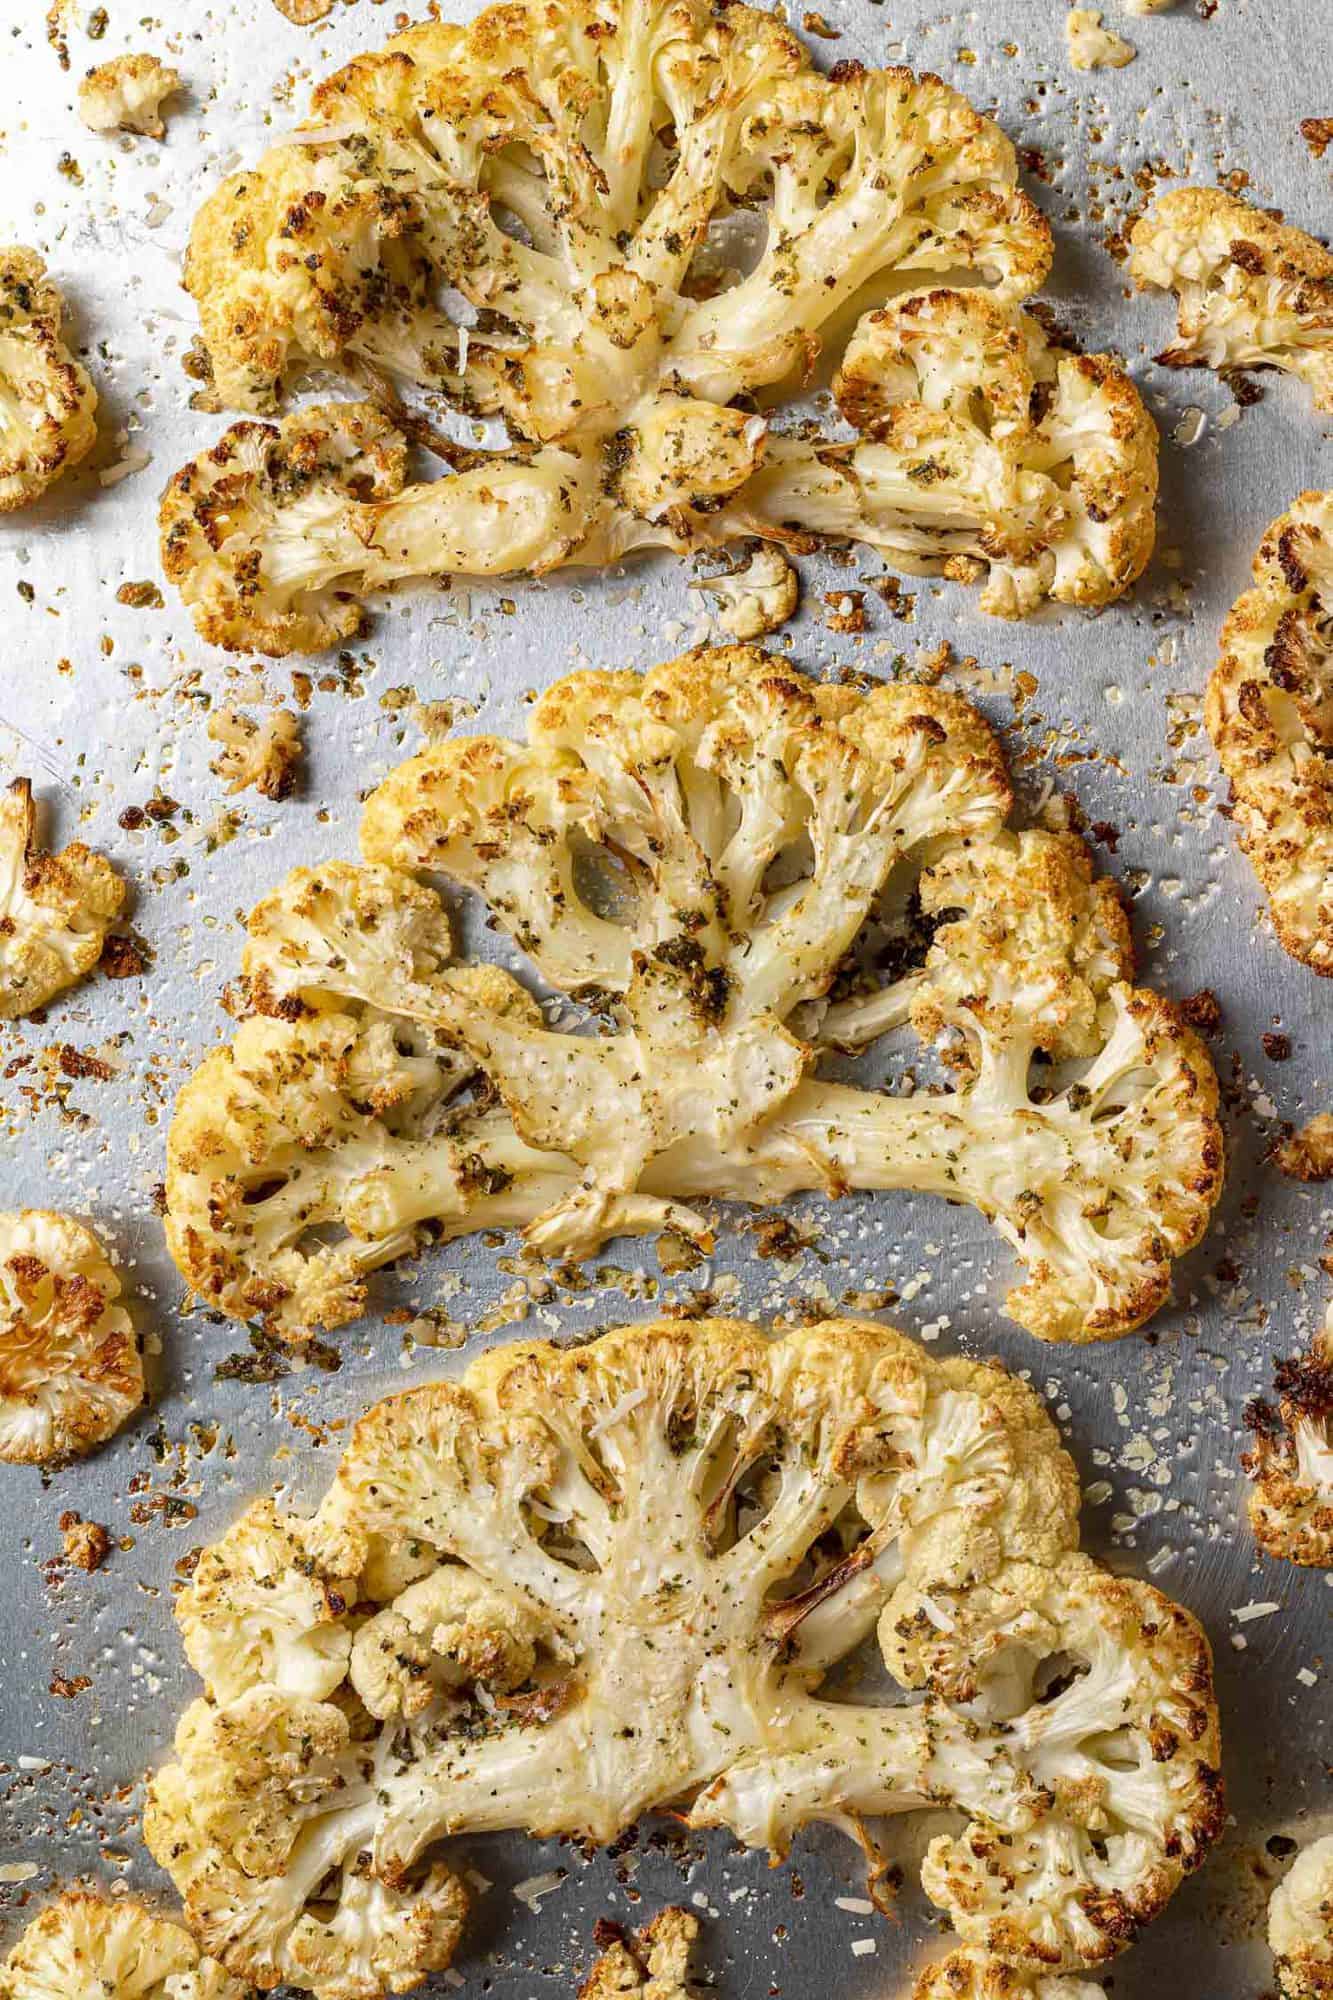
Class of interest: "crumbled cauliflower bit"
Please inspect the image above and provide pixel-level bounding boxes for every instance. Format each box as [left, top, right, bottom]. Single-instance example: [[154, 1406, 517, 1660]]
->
[[207, 705, 303, 800], [1270, 1836, 1333, 2000], [913, 1948, 1105, 2000], [0, 778, 126, 1017], [164, 649, 1221, 1348], [1207, 491, 1333, 973], [1131, 189, 1333, 412], [580, 1909, 700, 2000], [0, 1889, 246, 1999], [77, 54, 181, 137], [1244, 1301, 1333, 1568], [1065, 10, 1136, 68], [0, 1210, 142, 1466], [273, 0, 334, 20], [145, 1315, 1223, 1997], [59, 1510, 112, 1571], [0, 248, 97, 511], [1277, 1114, 1333, 1181], [690, 547, 799, 641]]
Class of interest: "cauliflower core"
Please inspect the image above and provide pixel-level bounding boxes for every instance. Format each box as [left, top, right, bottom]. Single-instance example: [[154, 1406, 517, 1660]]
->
[[0, 1890, 245, 2000], [78, 55, 182, 138], [0, 249, 97, 511], [0, 1209, 142, 1465], [164, 649, 1222, 1346], [145, 1315, 1223, 1996], [1270, 1836, 1333, 2000], [580, 1910, 700, 2000], [1130, 189, 1333, 412], [159, 0, 1158, 652], [0, 777, 127, 1017], [1207, 491, 1333, 974], [1243, 1300, 1333, 1568]]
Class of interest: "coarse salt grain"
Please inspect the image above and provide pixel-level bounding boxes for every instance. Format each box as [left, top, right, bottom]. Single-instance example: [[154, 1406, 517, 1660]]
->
[[851, 1938, 876, 1957]]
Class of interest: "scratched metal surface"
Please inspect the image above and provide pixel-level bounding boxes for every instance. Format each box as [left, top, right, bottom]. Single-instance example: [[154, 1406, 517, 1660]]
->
[[0, 0, 1328, 1992]]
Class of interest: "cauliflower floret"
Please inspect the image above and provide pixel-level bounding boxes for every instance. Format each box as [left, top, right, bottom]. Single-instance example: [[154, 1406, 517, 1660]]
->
[[164, 650, 1221, 1345], [0, 249, 97, 511], [78, 54, 182, 138], [1206, 491, 1333, 973], [1130, 189, 1333, 411], [1243, 1301, 1333, 1568], [0, 778, 127, 1017], [689, 546, 800, 642], [147, 1316, 1222, 1997], [580, 1909, 700, 2000], [208, 706, 303, 799], [0, 1889, 246, 2000], [151, 0, 1161, 652], [1270, 1836, 1333, 2000], [0, 1209, 142, 1465], [177, 1498, 355, 1700], [1064, 11, 1136, 69]]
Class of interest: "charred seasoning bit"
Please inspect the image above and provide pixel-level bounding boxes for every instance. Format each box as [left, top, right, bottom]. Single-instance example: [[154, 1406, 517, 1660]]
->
[[651, 937, 730, 1022], [116, 580, 164, 609], [57, 1043, 115, 1082], [1301, 118, 1333, 159], [49, 1673, 92, 1698], [1262, 1032, 1292, 1062], [1177, 989, 1222, 1037], [98, 933, 148, 980]]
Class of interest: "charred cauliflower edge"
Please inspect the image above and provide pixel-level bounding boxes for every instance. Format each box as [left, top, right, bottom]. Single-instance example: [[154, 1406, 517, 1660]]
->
[[1207, 490, 1333, 976], [163, 647, 1223, 1349], [0, 1888, 246, 2000], [0, 249, 97, 512], [1270, 1835, 1333, 2000], [144, 1314, 1223, 1999], [157, 0, 1157, 653]]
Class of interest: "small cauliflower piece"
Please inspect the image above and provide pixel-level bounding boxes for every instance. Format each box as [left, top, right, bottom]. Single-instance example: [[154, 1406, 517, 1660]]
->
[[0, 249, 97, 511], [1130, 189, 1333, 411], [1064, 10, 1136, 68], [1276, 1114, 1333, 1181], [0, 1889, 245, 2000], [77, 55, 181, 138], [165, 650, 1221, 1345], [580, 1910, 700, 2000], [1244, 1300, 1333, 1568], [690, 546, 800, 642], [207, 706, 302, 800], [147, 1316, 1221, 1998], [0, 1209, 142, 1466], [1271, 1836, 1333, 2000], [1207, 491, 1333, 973], [0, 778, 127, 1017]]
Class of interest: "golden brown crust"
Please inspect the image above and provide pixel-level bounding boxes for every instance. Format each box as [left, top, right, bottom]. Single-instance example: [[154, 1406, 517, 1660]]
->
[[0, 249, 97, 510], [579, 1909, 700, 2000], [0, 1209, 142, 1466], [1244, 1305, 1333, 1567]]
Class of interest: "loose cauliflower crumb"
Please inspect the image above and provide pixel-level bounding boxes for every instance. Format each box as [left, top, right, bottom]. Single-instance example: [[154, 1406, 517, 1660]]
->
[[0, 1210, 143, 1466], [0, 778, 127, 1017], [163, 650, 1221, 1347], [77, 54, 181, 137], [581, 1911, 699, 2000], [1270, 1837, 1333, 2000], [0, 249, 97, 511], [1244, 1300, 1333, 1568], [59, 1510, 112, 1571], [156, 0, 1153, 648], [145, 1315, 1223, 1997], [1064, 10, 1136, 69], [273, 0, 334, 20], [690, 547, 800, 642], [1130, 189, 1333, 412], [1207, 491, 1333, 974], [207, 706, 303, 800], [1276, 1114, 1333, 1181], [0, 1889, 246, 1999]]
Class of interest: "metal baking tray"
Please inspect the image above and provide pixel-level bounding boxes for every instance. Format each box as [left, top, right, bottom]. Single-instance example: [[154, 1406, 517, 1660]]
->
[[0, 0, 1328, 1992]]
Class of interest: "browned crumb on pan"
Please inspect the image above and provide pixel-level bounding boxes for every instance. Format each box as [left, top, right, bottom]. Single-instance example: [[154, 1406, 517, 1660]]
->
[[1275, 1114, 1333, 1181]]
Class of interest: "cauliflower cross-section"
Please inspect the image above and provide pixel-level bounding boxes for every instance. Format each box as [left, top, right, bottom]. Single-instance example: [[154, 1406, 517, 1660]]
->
[[1130, 189, 1333, 412], [164, 650, 1221, 1346], [0, 778, 127, 1017], [1270, 1836, 1333, 2000], [1207, 491, 1333, 974], [0, 1209, 143, 1466], [0, 1889, 246, 2000], [158, 0, 1157, 651], [1244, 1299, 1333, 1569], [145, 1315, 1223, 1997], [0, 249, 97, 511]]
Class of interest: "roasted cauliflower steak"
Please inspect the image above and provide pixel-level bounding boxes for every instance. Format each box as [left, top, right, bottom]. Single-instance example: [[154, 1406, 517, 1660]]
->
[[1270, 1836, 1333, 2000], [164, 649, 1222, 1346], [145, 1315, 1223, 1997], [0, 777, 128, 1017], [0, 249, 97, 511], [0, 1890, 245, 2000], [0, 1208, 143, 1466], [1208, 491, 1333, 974], [1243, 1298, 1333, 1568], [1130, 188, 1333, 412], [159, 0, 1159, 652]]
